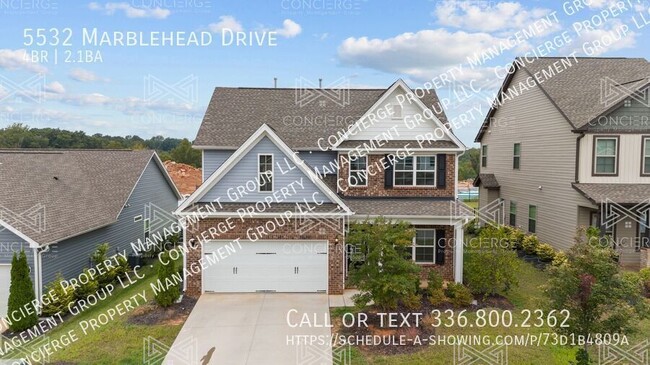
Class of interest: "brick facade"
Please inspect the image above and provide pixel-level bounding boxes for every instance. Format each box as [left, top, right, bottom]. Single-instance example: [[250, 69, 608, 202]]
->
[[414, 225, 455, 281], [338, 153, 456, 198], [184, 217, 346, 297]]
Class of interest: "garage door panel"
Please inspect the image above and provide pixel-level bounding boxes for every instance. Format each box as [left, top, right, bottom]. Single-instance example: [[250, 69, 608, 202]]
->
[[203, 241, 327, 293]]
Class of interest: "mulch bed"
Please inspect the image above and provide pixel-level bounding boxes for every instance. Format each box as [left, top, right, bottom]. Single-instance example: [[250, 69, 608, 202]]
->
[[333, 294, 514, 356], [127, 296, 197, 326]]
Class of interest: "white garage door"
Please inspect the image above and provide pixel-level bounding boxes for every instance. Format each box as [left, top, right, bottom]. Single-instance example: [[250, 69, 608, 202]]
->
[[0, 264, 10, 318], [203, 240, 328, 293]]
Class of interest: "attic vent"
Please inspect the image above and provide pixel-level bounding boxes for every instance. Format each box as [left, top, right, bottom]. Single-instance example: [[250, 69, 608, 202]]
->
[[624, 99, 632, 107], [392, 104, 403, 119], [319, 100, 326, 107]]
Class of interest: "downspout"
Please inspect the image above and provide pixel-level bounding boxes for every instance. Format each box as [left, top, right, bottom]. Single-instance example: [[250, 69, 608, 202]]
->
[[575, 132, 585, 183], [455, 149, 465, 200], [35, 245, 51, 311]]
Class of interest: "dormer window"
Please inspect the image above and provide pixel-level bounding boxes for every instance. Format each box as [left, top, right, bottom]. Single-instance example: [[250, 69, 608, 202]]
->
[[392, 104, 403, 119], [258, 154, 273, 192]]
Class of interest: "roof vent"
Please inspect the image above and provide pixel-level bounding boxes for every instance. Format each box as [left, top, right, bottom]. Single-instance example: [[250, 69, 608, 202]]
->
[[319, 78, 322, 88], [273, 77, 277, 88], [53, 176, 59, 180]]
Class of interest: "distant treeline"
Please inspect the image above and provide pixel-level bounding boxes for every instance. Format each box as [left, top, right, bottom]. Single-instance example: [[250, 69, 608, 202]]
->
[[0, 123, 202, 167]]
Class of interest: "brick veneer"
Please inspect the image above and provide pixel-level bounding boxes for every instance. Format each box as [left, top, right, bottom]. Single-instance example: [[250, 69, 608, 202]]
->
[[415, 225, 455, 281], [184, 218, 345, 297], [338, 153, 456, 197]]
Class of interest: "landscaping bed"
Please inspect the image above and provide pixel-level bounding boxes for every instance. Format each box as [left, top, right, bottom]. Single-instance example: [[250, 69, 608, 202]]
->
[[128, 295, 197, 326]]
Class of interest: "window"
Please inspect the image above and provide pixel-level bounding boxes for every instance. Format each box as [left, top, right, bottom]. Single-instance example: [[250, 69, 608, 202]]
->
[[513, 143, 521, 169], [392, 104, 403, 119], [349, 155, 367, 186], [593, 137, 618, 175], [258, 154, 273, 192], [509, 201, 517, 227], [411, 229, 436, 264], [481, 145, 488, 168], [394, 156, 436, 186], [528, 205, 537, 233], [144, 218, 150, 240], [642, 137, 650, 175]]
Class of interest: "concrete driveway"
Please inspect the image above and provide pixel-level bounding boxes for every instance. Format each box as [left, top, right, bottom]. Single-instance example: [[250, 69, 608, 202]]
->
[[165, 293, 333, 365]]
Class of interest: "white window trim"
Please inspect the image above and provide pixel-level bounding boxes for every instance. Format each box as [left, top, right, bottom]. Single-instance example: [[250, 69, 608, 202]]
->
[[257, 153, 274, 193], [411, 229, 436, 264], [348, 155, 368, 187], [643, 137, 650, 175], [594, 137, 618, 175], [393, 155, 437, 187]]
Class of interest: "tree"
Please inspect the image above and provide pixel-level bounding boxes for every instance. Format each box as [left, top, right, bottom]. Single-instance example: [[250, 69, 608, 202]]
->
[[7, 250, 39, 332], [155, 251, 181, 307], [347, 217, 420, 309], [169, 138, 201, 167], [545, 227, 650, 364], [458, 148, 480, 180]]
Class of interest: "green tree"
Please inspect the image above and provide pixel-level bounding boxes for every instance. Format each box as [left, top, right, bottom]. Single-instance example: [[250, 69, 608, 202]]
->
[[155, 251, 181, 307], [545, 227, 650, 364], [458, 148, 480, 180], [7, 250, 39, 331], [169, 138, 201, 167], [347, 217, 420, 309]]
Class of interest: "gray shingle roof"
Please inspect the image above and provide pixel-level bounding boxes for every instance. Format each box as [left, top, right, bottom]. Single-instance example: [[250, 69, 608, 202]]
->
[[183, 202, 343, 214], [476, 57, 650, 141], [336, 140, 459, 149], [473, 173, 500, 189], [572, 183, 650, 204], [0, 149, 167, 245], [194, 82, 450, 150], [344, 198, 459, 217]]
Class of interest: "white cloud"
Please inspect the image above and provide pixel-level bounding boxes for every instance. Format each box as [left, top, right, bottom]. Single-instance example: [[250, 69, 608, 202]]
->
[[88, 2, 170, 19], [208, 15, 244, 33], [0, 49, 47, 73], [274, 19, 302, 38], [45, 82, 65, 94], [337, 29, 512, 82], [433, 1, 558, 34], [69, 68, 109, 82], [568, 20, 637, 56]]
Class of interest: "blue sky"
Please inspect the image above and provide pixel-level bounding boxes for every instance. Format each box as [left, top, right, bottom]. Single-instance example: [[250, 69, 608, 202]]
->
[[1, 0, 649, 146]]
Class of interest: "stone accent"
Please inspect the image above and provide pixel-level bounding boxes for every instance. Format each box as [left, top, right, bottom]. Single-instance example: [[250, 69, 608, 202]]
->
[[338, 153, 456, 198], [184, 217, 345, 297]]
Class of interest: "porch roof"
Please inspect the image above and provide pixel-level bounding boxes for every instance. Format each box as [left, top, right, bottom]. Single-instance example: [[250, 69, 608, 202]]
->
[[343, 197, 468, 218], [572, 183, 650, 205]]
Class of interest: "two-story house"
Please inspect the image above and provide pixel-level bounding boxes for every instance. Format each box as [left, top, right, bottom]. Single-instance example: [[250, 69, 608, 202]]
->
[[475, 57, 650, 269], [175, 80, 469, 295]]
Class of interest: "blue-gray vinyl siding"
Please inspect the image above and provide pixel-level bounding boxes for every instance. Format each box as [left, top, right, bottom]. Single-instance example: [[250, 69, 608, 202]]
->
[[203, 150, 233, 181], [0, 228, 35, 283], [299, 151, 338, 176], [590, 98, 650, 131], [40, 159, 179, 286], [200, 137, 332, 203]]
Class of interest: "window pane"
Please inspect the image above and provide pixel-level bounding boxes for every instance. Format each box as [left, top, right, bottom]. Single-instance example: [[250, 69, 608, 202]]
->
[[510, 202, 516, 214], [415, 247, 435, 262], [350, 156, 367, 170], [645, 139, 650, 156], [596, 156, 615, 173], [646, 157, 650, 174], [395, 156, 413, 170], [482, 145, 487, 154], [513, 143, 520, 155], [416, 172, 435, 185], [259, 172, 272, 191], [513, 156, 520, 169], [596, 139, 616, 155], [416, 230, 435, 245], [350, 171, 367, 186], [529, 205, 536, 219], [395, 172, 413, 185], [417, 156, 435, 171]]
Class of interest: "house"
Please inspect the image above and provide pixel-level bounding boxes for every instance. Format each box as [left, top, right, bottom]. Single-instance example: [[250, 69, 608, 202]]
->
[[474, 56, 650, 269], [175, 79, 470, 296], [0, 149, 181, 318]]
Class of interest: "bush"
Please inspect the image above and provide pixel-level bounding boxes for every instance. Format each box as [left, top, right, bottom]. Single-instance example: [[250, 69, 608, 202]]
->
[[522, 235, 540, 255], [427, 270, 444, 291], [429, 287, 447, 306], [41, 274, 75, 317], [507, 228, 526, 250], [552, 251, 568, 267], [155, 251, 181, 307], [114, 254, 131, 279], [401, 293, 421, 309], [536, 243, 556, 262], [464, 244, 520, 297], [445, 283, 473, 308], [74, 269, 99, 300], [7, 251, 39, 331], [91, 243, 118, 287], [640, 268, 650, 297]]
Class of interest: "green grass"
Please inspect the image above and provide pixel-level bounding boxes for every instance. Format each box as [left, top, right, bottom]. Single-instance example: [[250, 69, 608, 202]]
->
[[1, 264, 185, 365], [462, 200, 479, 210]]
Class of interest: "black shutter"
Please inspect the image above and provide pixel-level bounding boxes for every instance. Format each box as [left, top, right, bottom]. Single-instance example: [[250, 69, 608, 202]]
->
[[435, 229, 446, 265], [384, 154, 394, 188], [436, 154, 446, 188]]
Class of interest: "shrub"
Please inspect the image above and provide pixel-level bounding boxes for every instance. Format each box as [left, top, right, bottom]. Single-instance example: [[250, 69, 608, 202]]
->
[[427, 270, 444, 291], [155, 251, 181, 307], [552, 251, 568, 267], [464, 244, 520, 297], [8, 251, 39, 331], [401, 293, 421, 309], [41, 274, 75, 317], [114, 254, 131, 279], [522, 235, 540, 255], [91, 243, 117, 287], [640, 268, 650, 297], [429, 287, 447, 306], [445, 283, 473, 308], [74, 269, 99, 300], [507, 228, 526, 250], [536, 243, 556, 262]]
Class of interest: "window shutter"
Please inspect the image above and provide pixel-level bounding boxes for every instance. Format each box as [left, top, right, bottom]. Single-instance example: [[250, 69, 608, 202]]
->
[[435, 229, 445, 265], [436, 154, 446, 188], [384, 154, 394, 188]]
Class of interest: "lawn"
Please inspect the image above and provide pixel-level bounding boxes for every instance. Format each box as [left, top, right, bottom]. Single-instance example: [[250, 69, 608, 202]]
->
[[1, 264, 186, 365], [332, 258, 650, 365]]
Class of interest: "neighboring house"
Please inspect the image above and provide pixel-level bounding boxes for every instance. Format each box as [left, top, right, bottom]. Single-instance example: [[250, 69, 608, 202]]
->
[[176, 79, 470, 296], [474, 57, 650, 269], [0, 149, 181, 318]]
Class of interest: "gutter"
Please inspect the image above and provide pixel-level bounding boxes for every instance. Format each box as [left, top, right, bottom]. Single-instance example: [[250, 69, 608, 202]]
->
[[574, 132, 585, 183], [455, 149, 466, 200]]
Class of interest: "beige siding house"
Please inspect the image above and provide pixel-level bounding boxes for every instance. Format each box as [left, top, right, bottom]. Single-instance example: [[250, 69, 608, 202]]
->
[[475, 57, 650, 269]]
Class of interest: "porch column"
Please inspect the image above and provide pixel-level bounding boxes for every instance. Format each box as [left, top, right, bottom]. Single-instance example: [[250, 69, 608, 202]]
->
[[454, 224, 464, 283]]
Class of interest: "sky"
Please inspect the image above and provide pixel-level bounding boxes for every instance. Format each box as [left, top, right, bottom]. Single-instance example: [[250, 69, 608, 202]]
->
[[1, 0, 649, 146]]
